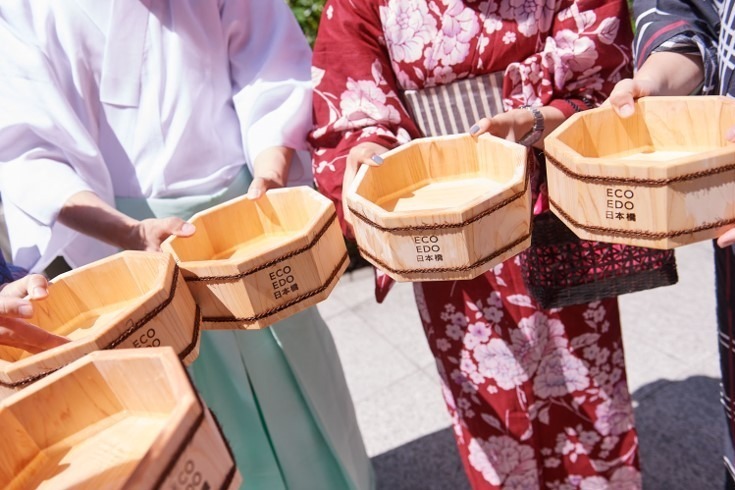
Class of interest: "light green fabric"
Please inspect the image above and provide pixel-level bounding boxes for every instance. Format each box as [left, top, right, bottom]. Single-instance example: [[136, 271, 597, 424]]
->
[[116, 167, 374, 490]]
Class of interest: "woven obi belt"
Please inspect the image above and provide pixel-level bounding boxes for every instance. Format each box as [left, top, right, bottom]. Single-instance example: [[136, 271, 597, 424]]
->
[[403, 71, 505, 136], [399, 72, 678, 308]]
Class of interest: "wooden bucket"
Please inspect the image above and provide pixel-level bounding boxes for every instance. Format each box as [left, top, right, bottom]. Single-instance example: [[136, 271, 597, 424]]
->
[[545, 96, 735, 249], [0, 348, 241, 489], [0, 251, 200, 399], [161, 186, 348, 329], [345, 133, 531, 281]]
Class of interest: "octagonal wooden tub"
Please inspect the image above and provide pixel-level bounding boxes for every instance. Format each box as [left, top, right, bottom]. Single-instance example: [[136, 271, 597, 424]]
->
[[346, 133, 531, 281], [0, 348, 240, 489], [0, 251, 200, 399], [545, 96, 735, 249], [161, 186, 348, 329]]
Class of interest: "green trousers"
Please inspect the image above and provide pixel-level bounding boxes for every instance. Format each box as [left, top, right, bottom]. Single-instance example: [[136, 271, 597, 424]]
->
[[117, 167, 374, 490]]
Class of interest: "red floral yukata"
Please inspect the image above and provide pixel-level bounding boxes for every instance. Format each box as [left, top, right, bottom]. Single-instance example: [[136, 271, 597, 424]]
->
[[310, 1, 640, 488]]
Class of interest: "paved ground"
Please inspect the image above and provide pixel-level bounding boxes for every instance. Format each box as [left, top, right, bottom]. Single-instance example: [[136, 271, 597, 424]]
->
[[318, 240, 724, 490]]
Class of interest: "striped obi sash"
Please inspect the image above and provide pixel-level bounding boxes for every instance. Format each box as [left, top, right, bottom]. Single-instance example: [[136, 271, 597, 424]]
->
[[401, 71, 505, 137]]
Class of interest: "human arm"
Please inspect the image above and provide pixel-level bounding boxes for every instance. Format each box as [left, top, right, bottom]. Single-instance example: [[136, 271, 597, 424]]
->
[[608, 0, 719, 113], [607, 52, 705, 116], [220, 0, 314, 198], [309, 1, 421, 236], [470, 105, 566, 149], [0, 273, 68, 353], [58, 191, 195, 252], [605, 0, 734, 246], [246, 146, 294, 200], [472, 0, 635, 147]]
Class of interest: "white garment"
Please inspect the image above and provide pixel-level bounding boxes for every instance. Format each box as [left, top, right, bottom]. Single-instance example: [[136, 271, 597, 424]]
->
[[0, 0, 314, 271]]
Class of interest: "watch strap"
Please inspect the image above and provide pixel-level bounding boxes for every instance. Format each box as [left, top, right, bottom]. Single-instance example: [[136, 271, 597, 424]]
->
[[518, 105, 544, 147]]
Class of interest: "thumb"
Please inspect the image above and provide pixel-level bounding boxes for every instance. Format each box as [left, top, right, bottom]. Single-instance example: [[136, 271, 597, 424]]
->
[[469, 118, 491, 137], [608, 79, 642, 118], [175, 222, 196, 237], [246, 178, 267, 200], [165, 217, 195, 237], [610, 91, 636, 118]]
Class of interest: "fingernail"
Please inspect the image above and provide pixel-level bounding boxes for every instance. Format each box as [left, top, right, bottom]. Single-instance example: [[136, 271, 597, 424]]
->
[[726, 127, 735, 142], [32, 287, 47, 299], [371, 155, 383, 165], [469, 124, 480, 135], [19, 302, 32, 317], [181, 223, 196, 235], [619, 104, 633, 117]]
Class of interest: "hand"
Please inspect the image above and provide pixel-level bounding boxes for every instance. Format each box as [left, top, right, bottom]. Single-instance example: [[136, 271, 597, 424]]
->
[[470, 109, 534, 143], [606, 52, 705, 118], [469, 106, 565, 148], [606, 78, 660, 118], [247, 147, 294, 200], [60, 191, 194, 252], [342, 142, 389, 233], [0, 274, 69, 353], [129, 218, 196, 252]]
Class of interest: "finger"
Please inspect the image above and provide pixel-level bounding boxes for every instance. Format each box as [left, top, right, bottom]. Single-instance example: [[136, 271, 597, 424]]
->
[[1, 274, 48, 300], [0, 319, 69, 352], [469, 118, 491, 137], [609, 79, 655, 118], [25, 275, 49, 300], [246, 178, 268, 200], [141, 217, 194, 252], [717, 228, 735, 248], [0, 297, 33, 318], [349, 146, 384, 167], [163, 217, 195, 237], [608, 81, 638, 118]]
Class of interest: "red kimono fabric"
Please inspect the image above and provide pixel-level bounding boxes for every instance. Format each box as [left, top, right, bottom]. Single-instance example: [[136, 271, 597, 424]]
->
[[310, 1, 640, 488]]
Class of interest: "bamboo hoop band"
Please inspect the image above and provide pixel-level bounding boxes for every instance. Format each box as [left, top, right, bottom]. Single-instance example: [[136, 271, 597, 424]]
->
[[550, 198, 735, 240], [153, 400, 206, 490], [545, 153, 735, 187], [203, 251, 349, 325], [221, 461, 238, 490], [358, 231, 530, 276], [154, 370, 237, 490], [176, 305, 201, 362], [209, 409, 239, 490], [347, 175, 529, 233], [184, 212, 338, 283], [0, 266, 200, 389]]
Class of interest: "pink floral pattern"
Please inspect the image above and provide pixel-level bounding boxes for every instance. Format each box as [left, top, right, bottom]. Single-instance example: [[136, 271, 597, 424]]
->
[[310, 1, 638, 488], [414, 270, 640, 489]]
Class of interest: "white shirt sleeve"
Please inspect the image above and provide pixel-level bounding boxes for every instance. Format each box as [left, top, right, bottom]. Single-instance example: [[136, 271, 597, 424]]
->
[[0, 22, 116, 269], [220, 0, 314, 168], [0, 76, 107, 227], [1, 154, 93, 227]]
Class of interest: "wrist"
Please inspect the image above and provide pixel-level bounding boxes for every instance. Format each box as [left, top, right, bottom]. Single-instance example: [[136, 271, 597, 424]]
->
[[518, 105, 544, 147], [59, 191, 142, 250], [120, 220, 145, 250]]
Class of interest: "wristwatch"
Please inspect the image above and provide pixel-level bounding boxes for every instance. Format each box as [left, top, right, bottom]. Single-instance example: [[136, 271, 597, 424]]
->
[[518, 105, 544, 147]]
